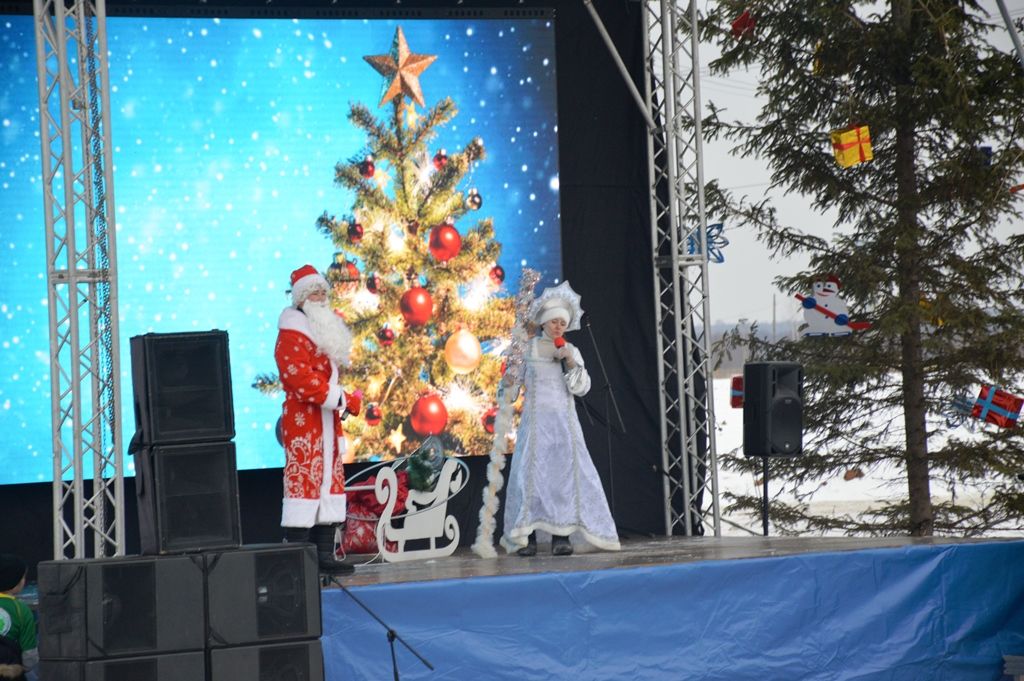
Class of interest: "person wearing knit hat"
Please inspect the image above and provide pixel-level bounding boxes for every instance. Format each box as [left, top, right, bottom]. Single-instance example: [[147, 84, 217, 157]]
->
[[500, 281, 620, 558], [0, 554, 36, 681], [275, 264, 362, 576]]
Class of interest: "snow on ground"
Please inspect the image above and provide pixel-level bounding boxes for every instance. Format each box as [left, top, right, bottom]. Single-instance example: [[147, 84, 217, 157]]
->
[[708, 377, 1022, 537]]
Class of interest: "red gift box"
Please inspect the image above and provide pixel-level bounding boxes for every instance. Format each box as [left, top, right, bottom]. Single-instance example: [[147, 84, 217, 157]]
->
[[341, 470, 410, 555], [730, 375, 744, 408], [970, 385, 1022, 429]]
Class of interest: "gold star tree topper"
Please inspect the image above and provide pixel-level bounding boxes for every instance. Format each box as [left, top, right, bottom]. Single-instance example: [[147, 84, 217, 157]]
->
[[363, 27, 437, 109]]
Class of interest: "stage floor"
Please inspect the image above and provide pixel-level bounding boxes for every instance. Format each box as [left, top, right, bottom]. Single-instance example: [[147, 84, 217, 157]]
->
[[333, 533, 1011, 587]]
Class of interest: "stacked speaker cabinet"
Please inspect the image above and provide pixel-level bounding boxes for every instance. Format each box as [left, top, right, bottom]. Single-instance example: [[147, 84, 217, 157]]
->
[[130, 330, 241, 555], [206, 544, 323, 681], [36, 555, 207, 681], [743, 362, 804, 457], [37, 546, 324, 681]]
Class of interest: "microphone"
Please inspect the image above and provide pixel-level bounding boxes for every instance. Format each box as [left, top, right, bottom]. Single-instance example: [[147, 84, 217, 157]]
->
[[553, 337, 567, 373]]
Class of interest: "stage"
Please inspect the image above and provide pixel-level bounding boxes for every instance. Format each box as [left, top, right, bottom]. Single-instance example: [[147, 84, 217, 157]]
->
[[321, 536, 1024, 680]]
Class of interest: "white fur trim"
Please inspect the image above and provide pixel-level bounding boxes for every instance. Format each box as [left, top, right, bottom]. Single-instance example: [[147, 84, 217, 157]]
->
[[327, 384, 343, 410], [536, 296, 577, 323], [278, 306, 352, 369], [291, 271, 328, 306], [279, 306, 310, 333], [281, 498, 321, 528]]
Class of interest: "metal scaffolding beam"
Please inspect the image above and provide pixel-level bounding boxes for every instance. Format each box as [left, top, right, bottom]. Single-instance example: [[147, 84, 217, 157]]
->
[[33, 0, 125, 558], [641, 0, 720, 536], [583, 0, 720, 536]]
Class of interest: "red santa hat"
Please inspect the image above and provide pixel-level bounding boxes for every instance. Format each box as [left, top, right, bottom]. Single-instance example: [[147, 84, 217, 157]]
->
[[290, 264, 329, 306]]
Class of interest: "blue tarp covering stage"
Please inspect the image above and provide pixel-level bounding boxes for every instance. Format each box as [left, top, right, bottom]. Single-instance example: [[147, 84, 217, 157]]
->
[[321, 540, 1024, 680]]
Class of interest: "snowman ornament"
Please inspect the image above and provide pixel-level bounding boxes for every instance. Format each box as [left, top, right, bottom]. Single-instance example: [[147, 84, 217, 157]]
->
[[797, 275, 860, 337]]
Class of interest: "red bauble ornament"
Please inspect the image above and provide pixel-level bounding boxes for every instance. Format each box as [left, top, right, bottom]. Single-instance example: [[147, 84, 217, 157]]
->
[[366, 273, 381, 294], [359, 155, 375, 179], [410, 393, 448, 436], [406, 219, 420, 236], [365, 404, 382, 426], [377, 326, 395, 346], [399, 287, 433, 326], [432, 149, 448, 170], [429, 222, 462, 262], [482, 406, 498, 434], [489, 264, 505, 285], [348, 222, 364, 243], [328, 254, 360, 294]]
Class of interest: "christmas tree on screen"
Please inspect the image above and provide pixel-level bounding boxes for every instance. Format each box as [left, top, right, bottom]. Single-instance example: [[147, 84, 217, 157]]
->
[[257, 26, 515, 461]]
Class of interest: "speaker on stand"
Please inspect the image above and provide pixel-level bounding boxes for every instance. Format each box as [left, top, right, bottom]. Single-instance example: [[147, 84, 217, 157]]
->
[[743, 361, 804, 535]]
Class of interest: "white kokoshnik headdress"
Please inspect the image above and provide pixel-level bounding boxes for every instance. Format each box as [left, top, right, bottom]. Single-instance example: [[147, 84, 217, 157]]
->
[[528, 280, 584, 331]]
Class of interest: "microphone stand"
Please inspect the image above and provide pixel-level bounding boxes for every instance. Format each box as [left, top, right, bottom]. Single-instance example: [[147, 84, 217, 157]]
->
[[325, 576, 434, 680], [577, 315, 629, 519], [575, 317, 681, 514]]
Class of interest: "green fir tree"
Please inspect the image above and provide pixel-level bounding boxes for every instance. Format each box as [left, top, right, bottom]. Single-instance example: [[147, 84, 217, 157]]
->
[[702, 0, 1024, 536]]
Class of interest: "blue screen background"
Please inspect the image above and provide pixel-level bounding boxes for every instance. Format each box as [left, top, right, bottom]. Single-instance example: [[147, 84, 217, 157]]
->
[[0, 15, 562, 484]]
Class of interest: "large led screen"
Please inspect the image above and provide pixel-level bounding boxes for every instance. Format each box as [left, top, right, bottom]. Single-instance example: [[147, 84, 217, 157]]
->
[[0, 12, 561, 485]]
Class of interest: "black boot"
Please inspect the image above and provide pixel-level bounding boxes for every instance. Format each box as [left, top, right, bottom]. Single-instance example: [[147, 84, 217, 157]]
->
[[516, 532, 537, 557], [283, 527, 311, 544], [310, 524, 354, 575], [551, 534, 573, 556]]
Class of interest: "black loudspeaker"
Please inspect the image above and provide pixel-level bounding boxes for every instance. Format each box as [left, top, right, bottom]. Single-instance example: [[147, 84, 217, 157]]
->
[[206, 544, 321, 648], [130, 330, 235, 446], [38, 651, 205, 681], [135, 441, 241, 555], [743, 362, 803, 456], [209, 640, 324, 681], [37, 555, 205, 660]]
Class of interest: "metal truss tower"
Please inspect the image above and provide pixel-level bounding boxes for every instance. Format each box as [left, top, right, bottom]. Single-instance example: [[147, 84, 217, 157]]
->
[[640, 0, 720, 536], [33, 0, 125, 558], [584, 0, 720, 536]]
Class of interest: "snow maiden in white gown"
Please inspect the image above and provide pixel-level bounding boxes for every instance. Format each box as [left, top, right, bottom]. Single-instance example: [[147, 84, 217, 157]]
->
[[500, 282, 620, 555]]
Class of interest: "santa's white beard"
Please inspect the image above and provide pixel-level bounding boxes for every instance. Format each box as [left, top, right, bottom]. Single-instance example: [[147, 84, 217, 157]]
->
[[302, 300, 352, 367]]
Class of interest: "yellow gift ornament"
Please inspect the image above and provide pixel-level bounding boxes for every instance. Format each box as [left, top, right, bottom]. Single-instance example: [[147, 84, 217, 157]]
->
[[830, 125, 873, 168]]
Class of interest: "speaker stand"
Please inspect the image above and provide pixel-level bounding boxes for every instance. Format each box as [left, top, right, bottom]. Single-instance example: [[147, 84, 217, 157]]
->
[[760, 456, 770, 536], [324, 576, 434, 680]]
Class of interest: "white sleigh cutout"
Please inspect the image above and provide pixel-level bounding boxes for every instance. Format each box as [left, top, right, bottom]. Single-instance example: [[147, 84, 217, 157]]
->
[[372, 457, 467, 563]]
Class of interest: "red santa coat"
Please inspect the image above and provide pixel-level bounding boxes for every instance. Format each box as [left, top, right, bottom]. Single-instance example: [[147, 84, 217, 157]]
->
[[275, 306, 349, 527]]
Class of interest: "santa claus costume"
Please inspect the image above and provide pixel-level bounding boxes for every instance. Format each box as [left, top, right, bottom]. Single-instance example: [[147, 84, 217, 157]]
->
[[275, 264, 361, 574]]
